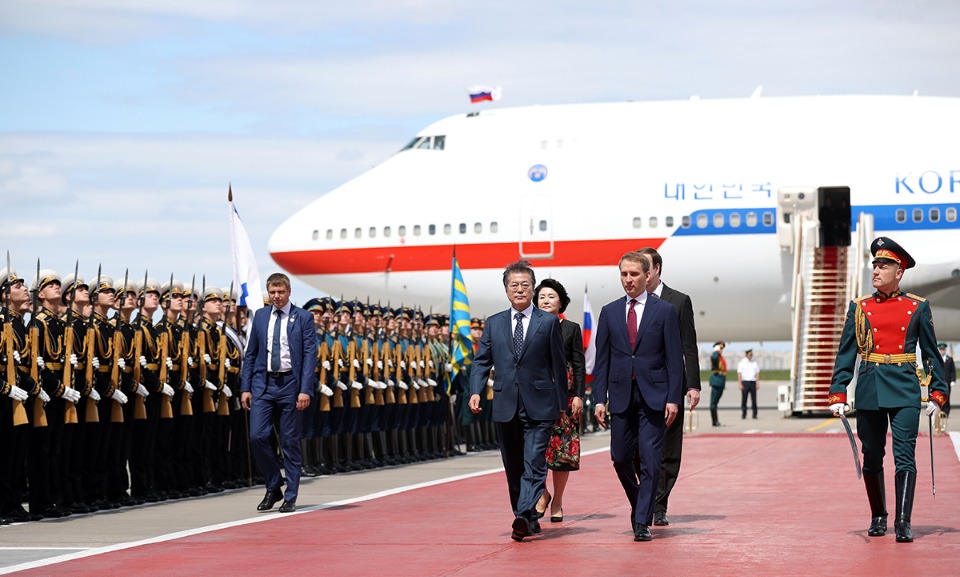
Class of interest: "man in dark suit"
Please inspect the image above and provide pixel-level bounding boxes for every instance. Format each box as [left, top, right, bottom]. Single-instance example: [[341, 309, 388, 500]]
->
[[593, 251, 683, 542], [241, 273, 317, 513], [469, 260, 567, 542], [637, 247, 701, 527]]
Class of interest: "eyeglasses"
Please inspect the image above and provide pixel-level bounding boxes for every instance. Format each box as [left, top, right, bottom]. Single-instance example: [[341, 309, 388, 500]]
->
[[507, 282, 532, 290]]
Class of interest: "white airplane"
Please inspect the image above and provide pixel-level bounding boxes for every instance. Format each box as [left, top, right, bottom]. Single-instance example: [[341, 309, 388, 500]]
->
[[268, 95, 960, 342]]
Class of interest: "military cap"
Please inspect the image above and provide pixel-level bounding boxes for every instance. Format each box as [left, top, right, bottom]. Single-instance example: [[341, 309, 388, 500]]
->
[[160, 280, 184, 299], [382, 307, 395, 320], [203, 286, 224, 303], [0, 267, 24, 292], [304, 298, 324, 312], [220, 287, 237, 302], [424, 314, 440, 326], [139, 277, 160, 297], [352, 300, 365, 315], [470, 317, 483, 329], [61, 273, 87, 295], [336, 300, 354, 315], [399, 307, 412, 321], [413, 308, 424, 321], [938, 342, 948, 349], [113, 276, 136, 295], [182, 283, 196, 298], [91, 275, 115, 295], [714, 341, 725, 348], [32, 269, 61, 292], [871, 236, 915, 269]]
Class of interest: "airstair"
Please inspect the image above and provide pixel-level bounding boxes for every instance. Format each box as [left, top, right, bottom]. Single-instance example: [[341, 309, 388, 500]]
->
[[777, 187, 872, 415]]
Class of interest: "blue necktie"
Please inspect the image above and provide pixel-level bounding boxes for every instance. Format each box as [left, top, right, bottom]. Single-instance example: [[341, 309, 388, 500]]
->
[[513, 312, 524, 358], [271, 309, 282, 372]]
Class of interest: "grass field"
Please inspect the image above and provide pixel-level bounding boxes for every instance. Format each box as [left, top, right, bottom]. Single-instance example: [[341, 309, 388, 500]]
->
[[700, 369, 791, 381]]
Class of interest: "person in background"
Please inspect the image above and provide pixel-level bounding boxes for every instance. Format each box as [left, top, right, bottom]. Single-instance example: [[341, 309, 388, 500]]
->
[[709, 342, 726, 427], [939, 342, 954, 418], [737, 349, 760, 420]]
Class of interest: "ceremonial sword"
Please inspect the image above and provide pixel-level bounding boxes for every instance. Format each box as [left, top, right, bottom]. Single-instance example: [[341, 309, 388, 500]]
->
[[839, 414, 862, 479]]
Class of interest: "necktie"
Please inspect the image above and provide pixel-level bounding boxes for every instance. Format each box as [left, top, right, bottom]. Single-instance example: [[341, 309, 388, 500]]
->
[[627, 299, 638, 350], [513, 312, 524, 358], [271, 309, 282, 372]]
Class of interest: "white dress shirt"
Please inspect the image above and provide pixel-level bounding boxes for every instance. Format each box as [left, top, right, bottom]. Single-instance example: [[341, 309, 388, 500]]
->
[[624, 291, 648, 334], [267, 302, 292, 372], [510, 304, 534, 342]]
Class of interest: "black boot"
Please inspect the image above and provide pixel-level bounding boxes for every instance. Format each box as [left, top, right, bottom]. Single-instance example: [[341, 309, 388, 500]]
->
[[711, 408, 721, 427], [894, 470, 916, 543], [863, 471, 887, 536]]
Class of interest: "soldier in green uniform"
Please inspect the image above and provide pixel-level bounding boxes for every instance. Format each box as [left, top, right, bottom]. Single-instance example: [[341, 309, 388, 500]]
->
[[829, 237, 947, 543]]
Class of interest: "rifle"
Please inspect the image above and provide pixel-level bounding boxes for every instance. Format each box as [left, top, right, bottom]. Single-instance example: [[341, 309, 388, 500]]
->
[[331, 336, 345, 408], [198, 276, 215, 414], [216, 282, 233, 417], [82, 265, 102, 423], [109, 269, 128, 423], [3, 251, 27, 425], [394, 340, 407, 404], [157, 273, 173, 419], [317, 338, 331, 412], [380, 339, 395, 405], [408, 342, 422, 404], [347, 338, 362, 409], [132, 270, 148, 420], [179, 274, 194, 417], [61, 260, 79, 424], [28, 258, 47, 427], [370, 340, 383, 406]]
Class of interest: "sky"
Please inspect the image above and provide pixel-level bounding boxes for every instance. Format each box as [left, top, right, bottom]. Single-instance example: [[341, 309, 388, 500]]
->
[[1, 0, 959, 325]]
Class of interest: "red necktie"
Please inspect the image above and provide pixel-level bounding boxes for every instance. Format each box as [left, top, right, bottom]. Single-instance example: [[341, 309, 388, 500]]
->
[[627, 298, 637, 350]]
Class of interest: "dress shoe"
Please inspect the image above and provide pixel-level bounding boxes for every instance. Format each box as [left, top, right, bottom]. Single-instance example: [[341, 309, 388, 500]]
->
[[868, 515, 888, 537], [633, 523, 652, 542], [41, 507, 70, 519], [529, 515, 541, 534], [278, 500, 297, 513], [511, 515, 531, 542], [550, 508, 564, 523], [535, 493, 551, 519], [653, 510, 669, 526], [257, 488, 284, 512]]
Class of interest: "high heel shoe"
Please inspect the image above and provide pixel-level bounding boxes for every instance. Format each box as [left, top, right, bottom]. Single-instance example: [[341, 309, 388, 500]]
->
[[535, 493, 551, 519], [550, 508, 563, 522]]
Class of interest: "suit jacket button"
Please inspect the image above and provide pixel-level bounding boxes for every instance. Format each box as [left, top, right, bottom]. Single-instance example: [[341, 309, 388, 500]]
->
[[631, 355, 635, 359]]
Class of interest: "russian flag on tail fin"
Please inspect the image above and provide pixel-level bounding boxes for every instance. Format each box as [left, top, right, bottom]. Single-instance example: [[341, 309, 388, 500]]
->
[[468, 85, 502, 103]]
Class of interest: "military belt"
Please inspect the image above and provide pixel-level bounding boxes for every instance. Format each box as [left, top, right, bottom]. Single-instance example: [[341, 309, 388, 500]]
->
[[144, 363, 159, 370], [97, 366, 112, 373], [45, 362, 63, 370], [862, 352, 916, 365]]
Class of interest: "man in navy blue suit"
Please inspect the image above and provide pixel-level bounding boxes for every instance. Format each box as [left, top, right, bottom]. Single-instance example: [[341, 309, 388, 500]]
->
[[593, 251, 683, 541], [469, 260, 567, 542], [241, 273, 317, 513]]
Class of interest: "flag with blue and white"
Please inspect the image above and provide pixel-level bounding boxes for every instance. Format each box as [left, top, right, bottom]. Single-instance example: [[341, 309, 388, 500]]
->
[[450, 253, 473, 379], [229, 187, 264, 320]]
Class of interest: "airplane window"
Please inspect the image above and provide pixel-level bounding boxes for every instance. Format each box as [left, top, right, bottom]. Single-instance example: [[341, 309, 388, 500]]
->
[[929, 208, 940, 223], [539, 220, 547, 231], [428, 224, 435, 236], [490, 221, 499, 233], [384, 226, 391, 237], [729, 213, 741, 228], [474, 222, 482, 233], [762, 212, 774, 226], [312, 230, 319, 241], [354, 227, 362, 239], [400, 137, 418, 151], [946, 207, 957, 222], [696, 214, 707, 229], [399, 225, 406, 236], [340, 228, 347, 239], [895, 209, 906, 223], [783, 213, 791, 224], [746, 212, 758, 227], [633, 217, 642, 229], [369, 226, 377, 238], [417, 137, 432, 150], [413, 225, 420, 236], [443, 224, 451, 235], [434, 135, 445, 150], [326, 229, 333, 240], [459, 223, 467, 234], [541, 140, 548, 149], [649, 217, 658, 228], [713, 213, 724, 228], [681, 216, 690, 228], [912, 208, 923, 223], [665, 216, 674, 227]]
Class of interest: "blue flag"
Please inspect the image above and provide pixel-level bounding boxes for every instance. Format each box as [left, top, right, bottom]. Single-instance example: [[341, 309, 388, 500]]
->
[[450, 255, 473, 379]]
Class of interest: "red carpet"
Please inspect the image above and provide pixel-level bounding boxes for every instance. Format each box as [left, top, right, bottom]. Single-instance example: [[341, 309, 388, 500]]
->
[[10, 433, 959, 577]]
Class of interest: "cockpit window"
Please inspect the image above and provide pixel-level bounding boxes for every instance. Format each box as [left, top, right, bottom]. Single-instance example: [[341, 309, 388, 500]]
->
[[434, 135, 445, 150], [399, 135, 446, 152]]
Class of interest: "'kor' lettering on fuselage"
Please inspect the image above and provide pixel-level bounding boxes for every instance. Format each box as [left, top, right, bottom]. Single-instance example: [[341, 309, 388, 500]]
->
[[896, 170, 960, 194]]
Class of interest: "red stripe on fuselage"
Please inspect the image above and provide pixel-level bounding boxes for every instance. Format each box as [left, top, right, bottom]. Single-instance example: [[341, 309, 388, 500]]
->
[[271, 238, 667, 275]]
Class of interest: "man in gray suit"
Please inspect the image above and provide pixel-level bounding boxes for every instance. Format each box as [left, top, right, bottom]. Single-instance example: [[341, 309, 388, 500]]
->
[[469, 260, 567, 542]]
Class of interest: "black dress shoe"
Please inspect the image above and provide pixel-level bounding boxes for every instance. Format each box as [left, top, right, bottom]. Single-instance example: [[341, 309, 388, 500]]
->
[[653, 511, 669, 526], [868, 515, 887, 537], [257, 489, 284, 512], [529, 515, 541, 535], [634, 523, 652, 542], [511, 515, 530, 542], [278, 500, 296, 513]]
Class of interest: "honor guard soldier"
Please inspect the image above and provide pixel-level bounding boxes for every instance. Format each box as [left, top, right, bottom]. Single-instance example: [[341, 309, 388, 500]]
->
[[425, 314, 452, 457], [377, 306, 401, 465], [156, 279, 188, 498], [197, 286, 231, 492], [218, 287, 247, 487], [300, 298, 327, 476], [0, 267, 43, 522], [110, 276, 144, 505], [829, 237, 947, 543]]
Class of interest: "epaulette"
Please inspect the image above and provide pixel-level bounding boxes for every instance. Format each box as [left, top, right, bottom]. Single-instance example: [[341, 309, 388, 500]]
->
[[905, 293, 926, 303], [35, 310, 52, 322], [853, 294, 871, 303]]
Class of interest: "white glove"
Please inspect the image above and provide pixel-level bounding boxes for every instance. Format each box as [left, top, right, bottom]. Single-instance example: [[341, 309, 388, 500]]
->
[[221, 384, 232, 398], [337, 358, 345, 368], [428, 360, 434, 368], [352, 358, 360, 369], [224, 358, 231, 369], [319, 384, 334, 397], [203, 354, 212, 364], [111, 389, 128, 404], [336, 381, 348, 391], [162, 383, 175, 397], [204, 380, 217, 391], [398, 380, 408, 390], [412, 380, 421, 390], [7, 385, 28, 402], [351, 381, 363, 390], [62, 387, 81, 404], [184, 381, 194, 394], [91, 357, 100, 370], [38, 389, 51, 403], [139, 355, 148, 368], [445, 363, 453, 372], [427, 378, 438, 388], [925, 401, 941, 418], [322, 360, 331, 371], [187, 356, 194, 366], [376, 380, 387, 390], [118, 357, 125, 370], [12, 350, 20, 363], [400, 360, 407, 370], [136, 384, 149, 398], [377, 360, 383, 370], [387, 379, 396, 387], [387, 360, 394, 368], [36, 356, 45, 370], [830, 402, 847, 416], [419, 360, 425, 369], [69, 353, 78, 367], [165, 357, 174, 370], [487, 378, 495, 388], [89, 388, 101, 402], [366, 358, 373, 367], [449, 393, 458, 406]]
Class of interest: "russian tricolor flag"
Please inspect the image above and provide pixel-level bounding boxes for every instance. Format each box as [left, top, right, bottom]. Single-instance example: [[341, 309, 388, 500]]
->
[[468, 85, 502, 103], [582, 286, 596, 379]]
